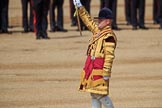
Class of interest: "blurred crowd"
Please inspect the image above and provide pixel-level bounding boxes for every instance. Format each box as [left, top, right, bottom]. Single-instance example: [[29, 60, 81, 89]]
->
[[0, 0, 162, 39]]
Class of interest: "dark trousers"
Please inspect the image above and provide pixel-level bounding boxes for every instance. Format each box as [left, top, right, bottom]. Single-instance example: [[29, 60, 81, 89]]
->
[[0, 0, 9, 31], [159, 0, 162, 27], [125, 0, 131, 24], [153, 0, 160, 23], [21, 0, 34, 30], [50, 0, 64, 30], [131, 0, 145, 27], [81, 0, 91, 14], [32, 0, 50, 36], [0, 1, 2, 30], [69, 0, 76, 25], [100, 0, 105, 9], [80, 0, 91, 29]]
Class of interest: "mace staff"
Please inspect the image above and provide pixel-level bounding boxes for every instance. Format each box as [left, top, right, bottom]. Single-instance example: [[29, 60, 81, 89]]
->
[[74, 6, 82, 36]]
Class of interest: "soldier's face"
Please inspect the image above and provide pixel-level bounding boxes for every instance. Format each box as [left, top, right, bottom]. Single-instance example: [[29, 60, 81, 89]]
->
[[98, 19, 105, 24], [98, 19, 111, 29]]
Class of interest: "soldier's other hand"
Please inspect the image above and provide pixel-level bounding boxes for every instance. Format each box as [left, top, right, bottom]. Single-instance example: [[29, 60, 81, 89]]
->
[[103, 76, 110, 80], [73, 0, 82, 7]]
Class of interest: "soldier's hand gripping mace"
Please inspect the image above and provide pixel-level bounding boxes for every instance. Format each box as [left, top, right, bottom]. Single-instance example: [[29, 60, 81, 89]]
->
[[74, 6, 82, 36]]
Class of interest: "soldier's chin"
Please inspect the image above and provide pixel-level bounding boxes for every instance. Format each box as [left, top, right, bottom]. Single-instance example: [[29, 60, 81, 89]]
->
[[98, 25, 105, 30], [98, 25, 102, 29]]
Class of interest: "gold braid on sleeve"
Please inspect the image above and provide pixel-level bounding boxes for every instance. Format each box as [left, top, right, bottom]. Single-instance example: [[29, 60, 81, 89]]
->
[[103, 42, 116, 77], [78, 7, 99, 34]]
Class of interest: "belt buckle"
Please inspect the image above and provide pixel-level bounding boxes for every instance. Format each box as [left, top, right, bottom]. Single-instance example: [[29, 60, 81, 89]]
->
[[91, 56, 95, 60]]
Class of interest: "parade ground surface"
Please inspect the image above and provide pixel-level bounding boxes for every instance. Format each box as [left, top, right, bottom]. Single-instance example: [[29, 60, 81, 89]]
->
[[0, 0, 162, 108]]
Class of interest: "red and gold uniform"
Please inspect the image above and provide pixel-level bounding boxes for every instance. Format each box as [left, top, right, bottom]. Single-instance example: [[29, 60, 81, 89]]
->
[[78, 7, 117, 95]]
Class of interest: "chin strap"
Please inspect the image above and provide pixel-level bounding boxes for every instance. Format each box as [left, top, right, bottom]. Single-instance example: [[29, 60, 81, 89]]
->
[[74, 6, 82, 36]]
